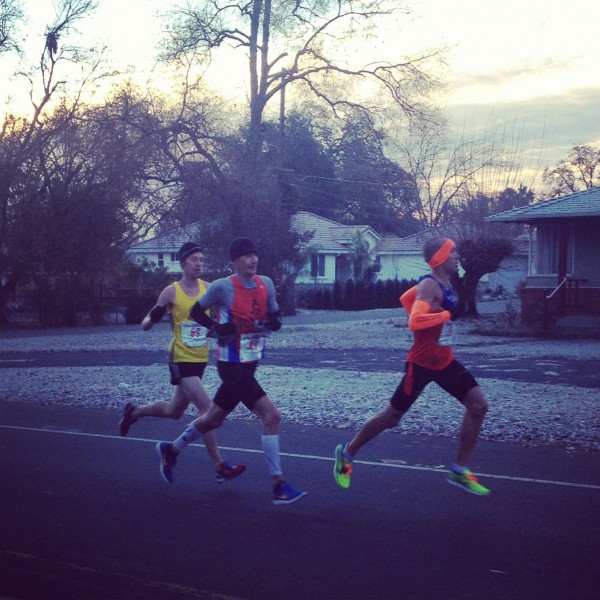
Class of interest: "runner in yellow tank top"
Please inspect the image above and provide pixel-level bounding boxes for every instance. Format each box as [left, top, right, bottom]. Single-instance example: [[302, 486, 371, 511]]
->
[[168, 279, 209, 363], [118, 242, 245, 483]]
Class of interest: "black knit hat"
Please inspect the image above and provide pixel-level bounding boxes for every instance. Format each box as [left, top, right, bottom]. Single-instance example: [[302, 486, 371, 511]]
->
[[229, 237, 259, 261], [178, 241, 203, 265]]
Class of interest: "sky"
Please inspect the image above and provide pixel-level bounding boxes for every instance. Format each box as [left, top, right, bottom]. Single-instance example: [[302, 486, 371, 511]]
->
[[414, 0, 600, 167], [3, 0, 600, 186]]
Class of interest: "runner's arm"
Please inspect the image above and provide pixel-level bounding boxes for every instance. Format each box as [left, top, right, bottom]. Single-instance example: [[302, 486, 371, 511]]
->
[[408, 278, 451, 331], [262, 277, 282, 331], [141, 286, 174, 331], [189, 279, 237, 336]]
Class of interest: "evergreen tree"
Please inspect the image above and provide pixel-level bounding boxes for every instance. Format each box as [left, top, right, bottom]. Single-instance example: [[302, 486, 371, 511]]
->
[[333, 280, 343, 310], [344, 279, 355, 311]]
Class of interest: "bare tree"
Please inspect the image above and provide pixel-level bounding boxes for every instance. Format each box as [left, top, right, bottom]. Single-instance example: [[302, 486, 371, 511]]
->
[[0, 0, 23, 55], [91, 80, 230, 243], [317, 109, 420, 235], [0, 0, 101, 324], [450, 238, 514, 317], [161, 0, 443, 166], [393, 116, 544, 229], [541, 144, 600, 199], [391, 117, 541, 316]]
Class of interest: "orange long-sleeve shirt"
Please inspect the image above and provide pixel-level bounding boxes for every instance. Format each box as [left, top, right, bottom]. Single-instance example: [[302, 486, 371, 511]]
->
[[400, 285, 454, 370]]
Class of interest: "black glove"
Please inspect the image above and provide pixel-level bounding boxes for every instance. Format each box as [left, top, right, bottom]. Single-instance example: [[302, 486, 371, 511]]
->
[[264, 313, 282, 332], [213, 322, 237, 337], [206, 322, 237, 347]]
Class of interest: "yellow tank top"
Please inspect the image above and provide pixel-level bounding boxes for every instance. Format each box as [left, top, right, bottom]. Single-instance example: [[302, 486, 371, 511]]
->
[[168, 280, 209, 363]]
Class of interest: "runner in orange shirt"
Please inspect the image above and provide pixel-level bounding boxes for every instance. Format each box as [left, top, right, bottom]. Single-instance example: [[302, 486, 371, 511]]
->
[[334, 237, 490, 495], [155, 238, 307, 505]]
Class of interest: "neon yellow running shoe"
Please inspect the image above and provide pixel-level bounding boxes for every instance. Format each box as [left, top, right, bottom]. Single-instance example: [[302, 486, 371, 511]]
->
[[447, 468, 490, 496], [334, 444, 353, 489]]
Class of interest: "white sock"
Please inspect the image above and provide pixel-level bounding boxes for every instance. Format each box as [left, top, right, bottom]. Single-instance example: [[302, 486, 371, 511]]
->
[[173, 423, 202, 451], [261, 434, 282, 477]]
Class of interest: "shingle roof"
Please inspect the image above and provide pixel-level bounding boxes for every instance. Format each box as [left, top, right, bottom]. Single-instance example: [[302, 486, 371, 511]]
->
[[128, 224, 204, 252], [487, 187, 600, 222], [130, 211, 530, 258], [377, 223, 467, 254], [291, 212, 380, 252]]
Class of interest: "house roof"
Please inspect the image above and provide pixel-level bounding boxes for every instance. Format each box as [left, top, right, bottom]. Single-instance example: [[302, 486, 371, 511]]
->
[[487, 187, 600, 223], [129, 213, 382, 256], [376, 223, 467, 254], [129, 212, 529, 258], [128, 224, 204, 252], [291, 211, 380, 252]]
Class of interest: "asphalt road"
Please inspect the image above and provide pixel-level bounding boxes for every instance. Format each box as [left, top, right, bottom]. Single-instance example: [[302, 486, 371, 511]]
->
[[1, 402, 599, 600], [1, 347, 599, 389]]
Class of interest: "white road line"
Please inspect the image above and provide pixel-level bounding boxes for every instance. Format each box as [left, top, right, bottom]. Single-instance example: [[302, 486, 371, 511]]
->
[[0, 359, 34, 363], [2, 424, 599, 491]]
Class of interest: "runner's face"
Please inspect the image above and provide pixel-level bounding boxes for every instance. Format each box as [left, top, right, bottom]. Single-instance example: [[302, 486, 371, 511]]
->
[[443, 246, 460, 273], [234, 252, 258, 278], [183, 252, 204, 277]]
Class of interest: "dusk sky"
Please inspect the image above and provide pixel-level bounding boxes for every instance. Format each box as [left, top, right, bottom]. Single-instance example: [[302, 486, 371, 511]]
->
[[4, 0, 599, 182]]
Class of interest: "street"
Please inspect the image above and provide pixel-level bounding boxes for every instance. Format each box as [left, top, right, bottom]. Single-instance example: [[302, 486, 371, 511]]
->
[[1, 401, 599, 600], [1, 346, 599, 389]]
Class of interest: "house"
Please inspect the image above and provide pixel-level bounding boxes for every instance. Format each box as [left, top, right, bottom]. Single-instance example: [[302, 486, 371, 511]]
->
[[126, 211, 425, 283], [127, 224, 206, 273], [127, 211, 527, 295], [373, 225, 464, 283], [488, 187, 600, 325], [127, 214, 388, 281], [293, 215, 526, 294], [291, 212, 381, 284], [478, 234, 529, 297], [377, 230, 527, 296]]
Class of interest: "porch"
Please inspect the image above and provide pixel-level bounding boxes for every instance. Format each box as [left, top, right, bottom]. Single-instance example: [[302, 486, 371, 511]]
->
[[521, 276, 600, 336]]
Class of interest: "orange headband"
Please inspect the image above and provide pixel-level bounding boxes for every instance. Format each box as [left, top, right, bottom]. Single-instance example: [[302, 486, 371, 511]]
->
[[428, 239, 454, 268]]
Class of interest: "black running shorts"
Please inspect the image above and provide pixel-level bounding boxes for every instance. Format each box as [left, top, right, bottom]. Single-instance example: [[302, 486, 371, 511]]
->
[[390, 359, 478, 413], [168, 362, 207, 385], [213, 361, 267, 413]]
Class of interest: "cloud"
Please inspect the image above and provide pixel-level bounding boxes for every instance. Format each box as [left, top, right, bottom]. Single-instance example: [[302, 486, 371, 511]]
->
[[452, 57, 576, 89], [446, 87, 600, 169]]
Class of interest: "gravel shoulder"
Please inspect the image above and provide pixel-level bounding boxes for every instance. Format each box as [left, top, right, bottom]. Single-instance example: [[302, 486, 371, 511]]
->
[[1, 308, 599, 453]]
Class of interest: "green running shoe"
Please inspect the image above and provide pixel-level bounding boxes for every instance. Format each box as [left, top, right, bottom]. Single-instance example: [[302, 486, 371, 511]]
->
[[447, 468, 490, 496], [334, 444, 353, 489]]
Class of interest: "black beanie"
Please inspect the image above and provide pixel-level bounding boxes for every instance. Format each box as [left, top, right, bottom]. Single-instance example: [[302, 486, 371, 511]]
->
[[229, 237, 259, 261], [178, 242, 203, 264]]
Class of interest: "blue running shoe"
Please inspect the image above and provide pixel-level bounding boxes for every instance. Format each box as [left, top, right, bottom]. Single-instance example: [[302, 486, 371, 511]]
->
[[156, 442, 177, 483], [273, 481, 307, 505]]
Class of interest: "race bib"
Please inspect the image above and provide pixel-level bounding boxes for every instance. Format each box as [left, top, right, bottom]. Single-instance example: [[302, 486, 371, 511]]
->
[[181, 321, 208, 347], [239, 333, 265, 362]]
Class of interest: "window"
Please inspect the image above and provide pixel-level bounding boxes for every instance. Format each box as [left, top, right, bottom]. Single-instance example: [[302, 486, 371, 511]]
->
[[157, 253, 164, 267], [311, 254, 326, 277], [170, 253, 178, 262], [530, 225, 574, 275], [373, 255, 381, 273]]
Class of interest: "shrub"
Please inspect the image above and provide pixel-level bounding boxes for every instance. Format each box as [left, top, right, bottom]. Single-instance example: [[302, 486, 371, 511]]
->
[[333, 280, 343, 310], [343, 278, 355, 311]]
